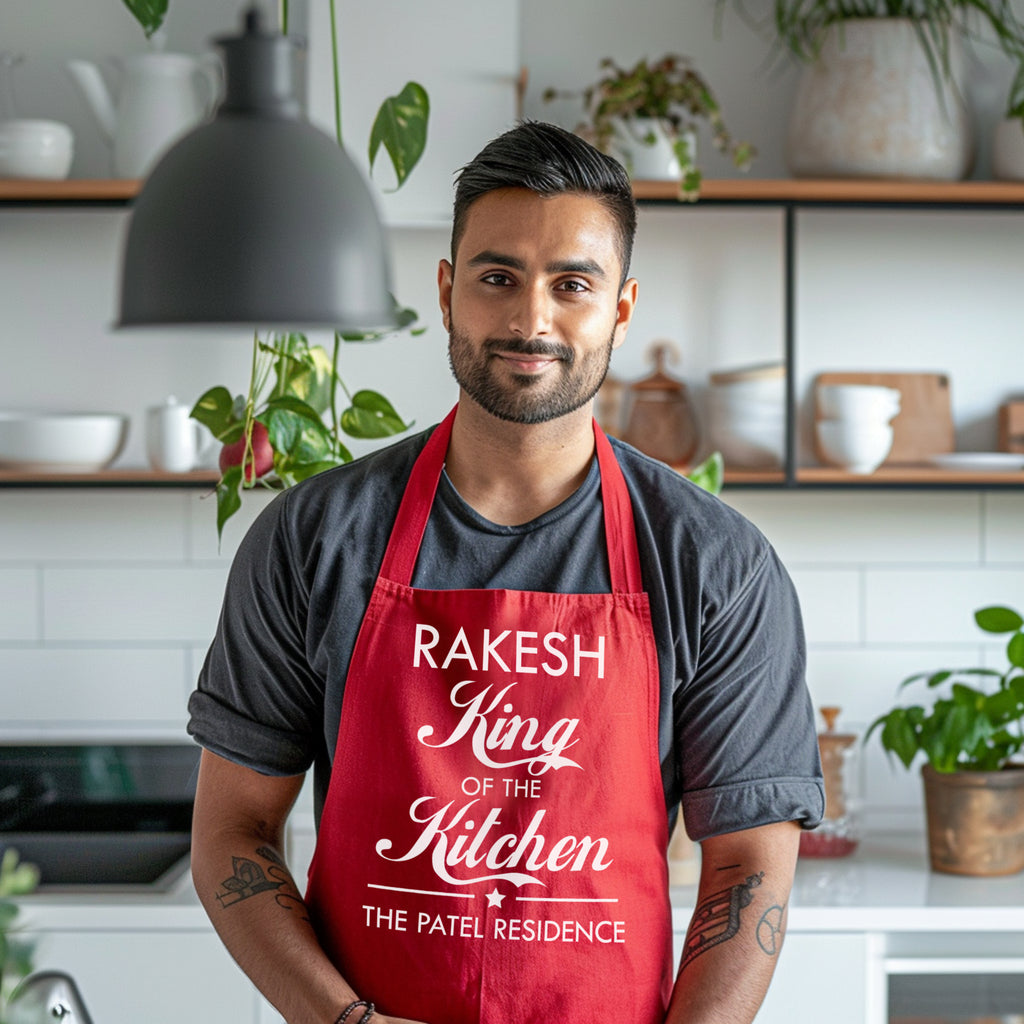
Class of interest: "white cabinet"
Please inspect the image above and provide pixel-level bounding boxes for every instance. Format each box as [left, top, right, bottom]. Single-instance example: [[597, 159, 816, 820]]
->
[[755, 933, 884, 1024], [306, 0, 520, 225], [21, 927, 262, 1024]]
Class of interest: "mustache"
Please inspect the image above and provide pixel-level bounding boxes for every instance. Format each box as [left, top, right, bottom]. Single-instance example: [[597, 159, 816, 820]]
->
[[483, 337, 574, 362]]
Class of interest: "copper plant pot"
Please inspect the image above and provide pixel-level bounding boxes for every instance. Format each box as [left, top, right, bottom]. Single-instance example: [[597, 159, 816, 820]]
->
[[922, 763, 1024, 876]]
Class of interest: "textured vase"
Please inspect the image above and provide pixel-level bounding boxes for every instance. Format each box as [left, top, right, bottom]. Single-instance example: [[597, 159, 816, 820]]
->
[[922, 764, 1024, 876], [993, 117, 1024, 180], [786, 19, 974, 181]]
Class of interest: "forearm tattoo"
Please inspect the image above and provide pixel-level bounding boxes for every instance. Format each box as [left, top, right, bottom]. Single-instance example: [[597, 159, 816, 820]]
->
[[681, 872, 765, 969], [214, 845, 309, 919]]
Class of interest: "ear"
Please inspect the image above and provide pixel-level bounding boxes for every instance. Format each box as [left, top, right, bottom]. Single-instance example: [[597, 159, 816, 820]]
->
[[437, 259, 454, 333], [611, 278, 638, 351]]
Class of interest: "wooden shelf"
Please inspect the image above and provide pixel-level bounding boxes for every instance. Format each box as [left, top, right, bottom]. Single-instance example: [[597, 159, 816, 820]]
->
[[632, 177, 1024, 205], [0, 467, 219, 486], [797, 464, 1024, 485], [0, 178, 140, 202], [4, 177, 1024, 207]]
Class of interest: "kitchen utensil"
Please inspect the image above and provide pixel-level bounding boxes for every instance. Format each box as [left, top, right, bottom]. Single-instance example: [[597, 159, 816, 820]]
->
[[927, 452, 1024, 472], [8, 972, 94, 1024], [67, 51, 220, 178], [0, 411, 128, 472], [817, 383, 901, 422], [998, 400, 1024, 454], [814, 371, 954, 465], [706, 361, 786, 469], [799, 706, 860, 858], [146, 396, 205, 473], [816, 420, 893, 474], [621, 342, 700, 466], [0, 52, 74, 179], [0, 119, 73, 179]]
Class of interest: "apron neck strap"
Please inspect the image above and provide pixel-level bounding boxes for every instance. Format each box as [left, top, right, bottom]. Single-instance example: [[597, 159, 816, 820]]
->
[[379, 405, 644, 594]]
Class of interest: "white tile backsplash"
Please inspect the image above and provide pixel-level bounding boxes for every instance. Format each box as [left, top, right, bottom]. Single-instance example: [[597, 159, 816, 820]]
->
[[985, 492, 1024, 563], [0, 480, 1021, 825], [41, 565, 229, 643], [0, 648, 189, 731], [0, 567, 39, 640], [788, 568, 862, 644], [724, 491, 982, 565]]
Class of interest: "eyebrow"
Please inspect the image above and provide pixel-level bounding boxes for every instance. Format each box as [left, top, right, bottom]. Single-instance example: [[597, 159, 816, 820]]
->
[[466, 250, 608, 279]]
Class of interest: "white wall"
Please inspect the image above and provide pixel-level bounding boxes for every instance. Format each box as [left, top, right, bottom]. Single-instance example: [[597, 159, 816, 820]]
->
[[2, 2, 1024, 836]]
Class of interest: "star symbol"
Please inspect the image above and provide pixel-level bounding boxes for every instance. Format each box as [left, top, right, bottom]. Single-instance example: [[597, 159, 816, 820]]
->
[[485, 888, 505, 908]]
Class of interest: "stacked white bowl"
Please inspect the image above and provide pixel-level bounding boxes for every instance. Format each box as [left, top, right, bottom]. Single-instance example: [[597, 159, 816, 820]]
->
[[706, 363, 786, 469], [815, 384, 901, 474]]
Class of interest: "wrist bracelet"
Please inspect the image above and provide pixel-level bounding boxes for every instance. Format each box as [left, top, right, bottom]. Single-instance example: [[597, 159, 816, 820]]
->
[[334, 999, 374, 1024]]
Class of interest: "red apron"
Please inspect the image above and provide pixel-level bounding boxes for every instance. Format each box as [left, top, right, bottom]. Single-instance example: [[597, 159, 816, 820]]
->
[[307, 407, 672, 1024]]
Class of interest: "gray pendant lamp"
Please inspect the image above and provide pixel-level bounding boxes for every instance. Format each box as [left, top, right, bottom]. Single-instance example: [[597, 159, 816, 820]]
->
[[118, 6, 397, 331]]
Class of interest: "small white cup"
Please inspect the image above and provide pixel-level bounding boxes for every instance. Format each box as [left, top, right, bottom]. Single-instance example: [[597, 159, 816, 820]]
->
[[146, 397, 204, 473], [818, 384, 901, 423], [0, 119, 74, 179], [817, 421, 894, 474]]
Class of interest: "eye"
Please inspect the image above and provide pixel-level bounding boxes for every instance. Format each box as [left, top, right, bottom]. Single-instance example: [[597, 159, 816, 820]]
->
[[557, 279, 589, 293], [480, 271, 516, 287]]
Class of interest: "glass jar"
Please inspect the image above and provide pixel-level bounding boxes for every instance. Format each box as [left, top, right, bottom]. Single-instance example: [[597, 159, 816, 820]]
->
[[799, 705, 861, 858]]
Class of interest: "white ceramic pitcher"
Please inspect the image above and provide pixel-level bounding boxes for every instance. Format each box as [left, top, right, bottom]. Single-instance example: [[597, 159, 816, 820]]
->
[[67, 52, 220, 178]]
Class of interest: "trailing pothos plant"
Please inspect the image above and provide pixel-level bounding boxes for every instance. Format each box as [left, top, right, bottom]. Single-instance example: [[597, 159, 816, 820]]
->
[[120, 0, 429, 538], [543, 54, 755, 200], [866, 605, 1024, 773]]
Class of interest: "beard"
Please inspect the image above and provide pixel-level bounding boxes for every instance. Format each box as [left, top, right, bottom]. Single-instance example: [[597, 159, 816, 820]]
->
[[447, 319, 617, 425]]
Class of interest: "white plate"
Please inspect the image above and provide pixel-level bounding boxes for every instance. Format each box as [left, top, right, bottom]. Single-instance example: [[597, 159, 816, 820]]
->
[[928, 452, 1024, 472]]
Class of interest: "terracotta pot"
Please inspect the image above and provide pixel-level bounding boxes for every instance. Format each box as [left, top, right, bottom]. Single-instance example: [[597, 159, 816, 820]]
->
[[922, 763, 1024, 876]]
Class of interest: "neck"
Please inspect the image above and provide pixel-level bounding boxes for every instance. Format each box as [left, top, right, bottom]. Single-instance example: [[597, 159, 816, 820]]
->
[[445, 397, 597, 526]]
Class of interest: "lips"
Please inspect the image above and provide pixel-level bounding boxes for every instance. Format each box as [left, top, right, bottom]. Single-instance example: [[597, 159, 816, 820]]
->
[[484, 339, 573, 373]]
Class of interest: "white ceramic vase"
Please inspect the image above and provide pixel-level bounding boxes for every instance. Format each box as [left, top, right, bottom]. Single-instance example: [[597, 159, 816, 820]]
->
[[992, 117, 1024, 180], [611, 117, 693, 180], [786, 19, 974, 181]]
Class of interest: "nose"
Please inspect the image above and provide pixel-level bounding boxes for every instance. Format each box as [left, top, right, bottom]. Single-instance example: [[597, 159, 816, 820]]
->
[[508, 283, 552, 339]]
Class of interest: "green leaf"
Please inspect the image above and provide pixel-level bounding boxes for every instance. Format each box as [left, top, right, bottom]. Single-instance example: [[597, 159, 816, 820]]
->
[[976, 605, 1024, 634], [368, 81, 429, 191], [340, 390, 409, 439], [288, 458, 350, 483], [263, 397, 329, 456], [685, 451, 724, 495], [1008, 632, 1024, 669], [215, 465, 243, 543], [121, 0, 167, 38], [190, 387, 240, 442]]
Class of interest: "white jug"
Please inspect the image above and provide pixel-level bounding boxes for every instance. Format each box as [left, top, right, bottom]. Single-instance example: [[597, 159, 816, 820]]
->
[[145, 397, 205, 473], [67, 52, 220, 178]]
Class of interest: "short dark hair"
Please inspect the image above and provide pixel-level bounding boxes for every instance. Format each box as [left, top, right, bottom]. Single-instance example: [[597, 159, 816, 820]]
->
[[452, 121, 638, 287]]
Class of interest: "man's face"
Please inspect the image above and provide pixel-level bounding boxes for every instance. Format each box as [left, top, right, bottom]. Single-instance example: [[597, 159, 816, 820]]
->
[[438, 188, 637, 425]]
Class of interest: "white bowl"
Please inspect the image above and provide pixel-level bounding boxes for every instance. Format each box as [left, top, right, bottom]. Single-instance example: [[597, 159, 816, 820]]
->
[[0, 412, 128, 471], [816, 420, 893, 474], [817, 384, 901, 423], [0, 119, 74, 179]]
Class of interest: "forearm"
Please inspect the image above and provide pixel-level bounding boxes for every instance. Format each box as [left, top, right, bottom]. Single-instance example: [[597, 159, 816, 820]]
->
[[665, 821, 799, 1024], [191, 820, 356, 1024]]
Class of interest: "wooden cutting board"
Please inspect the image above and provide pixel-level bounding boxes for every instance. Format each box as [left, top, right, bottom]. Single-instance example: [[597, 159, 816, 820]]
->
[[813, 372, 955, 465]]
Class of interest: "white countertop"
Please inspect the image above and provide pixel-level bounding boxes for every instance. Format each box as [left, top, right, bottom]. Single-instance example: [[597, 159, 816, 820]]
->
[[671, 832, 1024, 933], [14, 832, 1024, 935]]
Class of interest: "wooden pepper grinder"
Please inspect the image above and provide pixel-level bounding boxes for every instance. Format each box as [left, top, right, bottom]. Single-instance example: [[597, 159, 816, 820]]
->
[[621, 341, 699, 467]]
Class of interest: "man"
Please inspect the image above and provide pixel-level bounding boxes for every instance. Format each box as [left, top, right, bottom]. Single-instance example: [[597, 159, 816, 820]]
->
[[188, 120, 824, 1024]]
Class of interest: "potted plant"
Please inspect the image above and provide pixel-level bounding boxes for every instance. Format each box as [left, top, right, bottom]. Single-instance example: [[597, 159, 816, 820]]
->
[[0, 849, 39, 1016], [866, 604, 1024, 876], [718, 1, 1024, 180], [543, 54, 755, 199]]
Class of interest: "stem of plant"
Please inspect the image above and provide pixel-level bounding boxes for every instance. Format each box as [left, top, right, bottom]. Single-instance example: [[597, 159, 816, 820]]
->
[[330, 0, 342, 145]]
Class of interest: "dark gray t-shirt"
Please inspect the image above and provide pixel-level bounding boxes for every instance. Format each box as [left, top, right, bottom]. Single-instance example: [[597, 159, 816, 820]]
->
[[188, 425, 824, 841]]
